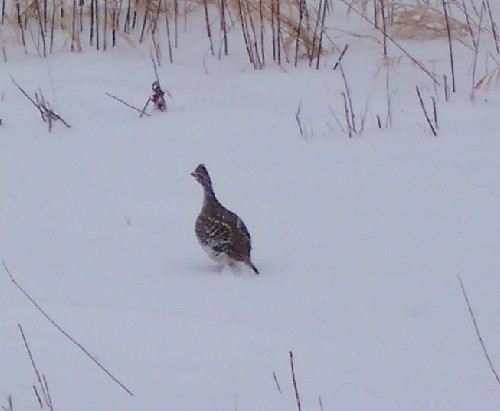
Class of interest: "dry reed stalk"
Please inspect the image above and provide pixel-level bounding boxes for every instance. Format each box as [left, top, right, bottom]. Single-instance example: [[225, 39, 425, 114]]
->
[[271, 0, 275, 60], [174, 0, 178, 46], [461, 0, 477, 49], [415, 85, 437, 136], [245, 0, 262, 68], [276, 0, 281, 64], [332, 43, 348, 70], [203, 0, 214, 54], [16, 0, 27, 53], [220, 0, 228, 56], [124, 0, 131, 32], [79, 0, 83, 32], [483, 0, 499, 54], [386, 2, 469, 41], [50, 0, 56, 52], [308, 0, 322, 66], [383, 58, 392, 127], [342, 91, 353, 137], [95, 0, 100, 49], [71, 0, 76, 51], [470, 1, 485, 100], [339, 0, 440, 86], [139, 1, 149, 42], [442, 0, 456, 93], [1, 0, 6, 24], [294, 0, 304, 66], [90, 0, 95, 44], [237, 0, 254, 65], [315, 0, 327, 69], [431, 96, 438, 128], [165, 6, 173, 62], [112, 0, 117, 47], [380, 0, 387, 56], [259, 0, 264, 63], [104, 0, 108, 49]]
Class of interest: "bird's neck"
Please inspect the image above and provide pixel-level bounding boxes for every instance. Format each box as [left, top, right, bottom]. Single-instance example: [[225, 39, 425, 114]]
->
[[202, 184, 220, 209]]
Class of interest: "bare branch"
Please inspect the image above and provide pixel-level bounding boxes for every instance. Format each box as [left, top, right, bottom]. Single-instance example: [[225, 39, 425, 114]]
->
[[2, 260, 134, 397], [105, 92, 151, 116], [457, 274, 500, 388]]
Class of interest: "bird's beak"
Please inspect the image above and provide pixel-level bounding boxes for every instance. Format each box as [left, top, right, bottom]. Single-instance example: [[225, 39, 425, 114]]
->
[[190, 171, 196, 178]]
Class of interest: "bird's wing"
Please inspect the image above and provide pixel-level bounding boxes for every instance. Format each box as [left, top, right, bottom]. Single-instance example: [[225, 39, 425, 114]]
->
[[196, 214, 233, 252]]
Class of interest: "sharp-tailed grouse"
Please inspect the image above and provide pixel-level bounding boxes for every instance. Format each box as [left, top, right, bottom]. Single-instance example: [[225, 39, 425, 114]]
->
[[191, 164, 259, 274]]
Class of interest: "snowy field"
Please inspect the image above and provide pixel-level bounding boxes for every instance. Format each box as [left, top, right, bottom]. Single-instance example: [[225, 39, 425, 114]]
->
[[1, 4, 500, 411]]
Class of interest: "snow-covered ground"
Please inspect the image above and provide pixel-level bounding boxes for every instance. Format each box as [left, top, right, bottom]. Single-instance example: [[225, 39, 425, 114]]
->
[[1, 4, 500, 411]]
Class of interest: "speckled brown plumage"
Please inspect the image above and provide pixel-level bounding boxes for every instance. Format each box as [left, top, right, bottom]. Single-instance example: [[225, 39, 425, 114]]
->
[[191, 164, 259, 274]]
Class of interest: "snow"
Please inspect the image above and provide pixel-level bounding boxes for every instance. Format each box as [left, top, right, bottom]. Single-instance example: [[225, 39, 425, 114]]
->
[[1, 4, 500, 411]]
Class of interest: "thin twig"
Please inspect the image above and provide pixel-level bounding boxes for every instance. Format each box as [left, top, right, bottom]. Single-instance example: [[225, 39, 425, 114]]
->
[[333, 44, 348, 70], [295, 103, 307, 139], [289, 351, 302, 411], [9, 74, 71, 130], [18, 324, 49, 404], [415, 86, 437, 136], [457, 274, 500, 388], [105, 92, 151, 116], [43, 375, 54, 411], [442, 0, 456, 93], [272, 371, 282, 394], [338, 0, 440, 86], [3, 261, 134, 396]]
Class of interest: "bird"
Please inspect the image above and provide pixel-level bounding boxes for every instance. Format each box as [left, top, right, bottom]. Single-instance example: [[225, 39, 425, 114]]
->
[[191, 164, 260, 274]]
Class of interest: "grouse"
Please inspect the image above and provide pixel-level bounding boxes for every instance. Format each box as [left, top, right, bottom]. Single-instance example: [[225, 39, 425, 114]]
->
[[191, 164, 260, 274]]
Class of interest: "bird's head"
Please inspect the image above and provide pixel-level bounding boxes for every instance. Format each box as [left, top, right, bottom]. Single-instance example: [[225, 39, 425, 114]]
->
[[191, 164, 212, 188]]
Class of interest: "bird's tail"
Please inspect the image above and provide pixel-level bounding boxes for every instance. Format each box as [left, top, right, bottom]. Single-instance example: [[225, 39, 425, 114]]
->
[[248, 261, 260, 275]]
